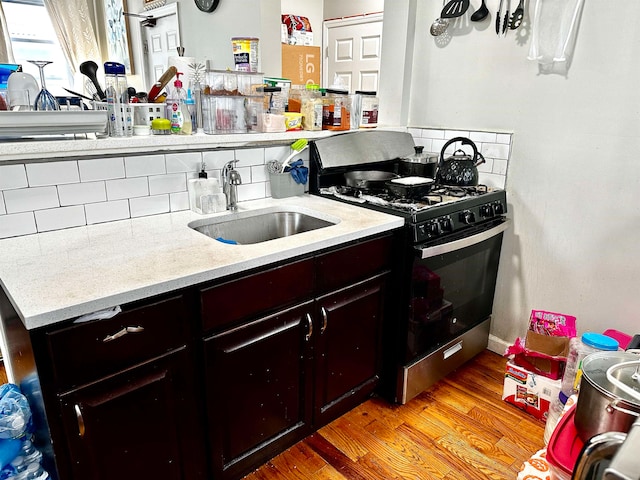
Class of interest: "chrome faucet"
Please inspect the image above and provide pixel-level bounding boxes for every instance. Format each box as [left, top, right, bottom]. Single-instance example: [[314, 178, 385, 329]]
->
[[222, 160, 242, 211]]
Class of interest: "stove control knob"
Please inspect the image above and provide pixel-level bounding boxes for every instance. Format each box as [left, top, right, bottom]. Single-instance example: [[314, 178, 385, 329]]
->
[[493, 202, 505, 215], [428, 221, 441, 236], [460, 210, 475, 224], [439, 217, 453, 232], [480, 204, 495, 218]]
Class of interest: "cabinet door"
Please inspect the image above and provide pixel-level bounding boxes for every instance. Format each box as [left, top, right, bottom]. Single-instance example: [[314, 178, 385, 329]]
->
[[314, 274, 386, 426], [204, 301, 314, 480], [58, 348, 205, 480]]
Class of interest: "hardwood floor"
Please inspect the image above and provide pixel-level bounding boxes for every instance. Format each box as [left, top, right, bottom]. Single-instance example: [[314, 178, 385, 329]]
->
[[243, 350, 545, 480]]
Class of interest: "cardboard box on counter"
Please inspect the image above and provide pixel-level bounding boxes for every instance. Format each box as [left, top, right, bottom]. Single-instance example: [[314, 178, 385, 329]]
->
[[502, 361, 561, 421], [282, 44, 320, 87]]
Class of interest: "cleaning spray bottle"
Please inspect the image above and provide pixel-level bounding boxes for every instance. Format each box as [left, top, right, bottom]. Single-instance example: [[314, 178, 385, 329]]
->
[[168, 72, 192, 134]]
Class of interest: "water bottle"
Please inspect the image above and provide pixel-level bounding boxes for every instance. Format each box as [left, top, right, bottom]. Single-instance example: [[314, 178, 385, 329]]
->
[[104, 62, 132, 137]]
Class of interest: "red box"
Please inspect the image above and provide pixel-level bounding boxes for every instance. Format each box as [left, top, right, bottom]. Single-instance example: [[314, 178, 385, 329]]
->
[[502, 361, 561, 421]]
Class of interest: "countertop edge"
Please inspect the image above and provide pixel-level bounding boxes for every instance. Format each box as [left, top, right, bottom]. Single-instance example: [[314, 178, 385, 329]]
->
[[0, 195, 404, 330]]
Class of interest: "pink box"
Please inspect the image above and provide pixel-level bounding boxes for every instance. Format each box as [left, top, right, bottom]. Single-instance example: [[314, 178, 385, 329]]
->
[[502, 361, 562, 421]]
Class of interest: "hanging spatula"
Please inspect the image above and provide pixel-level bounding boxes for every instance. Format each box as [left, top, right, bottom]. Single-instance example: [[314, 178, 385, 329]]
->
[[440, 0, 470, 19]]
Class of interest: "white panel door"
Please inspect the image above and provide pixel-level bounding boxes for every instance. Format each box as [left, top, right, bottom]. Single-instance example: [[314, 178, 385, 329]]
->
[[323, 14, 383, 93], [138, 4, 180, 92]]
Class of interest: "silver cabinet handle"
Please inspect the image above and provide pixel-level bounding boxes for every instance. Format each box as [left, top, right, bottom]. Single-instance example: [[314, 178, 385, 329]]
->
[[74, 404, 85, 437], [320, 307, 328, 334], [102, 325, 145, 343], [305, 313, 313, 342]]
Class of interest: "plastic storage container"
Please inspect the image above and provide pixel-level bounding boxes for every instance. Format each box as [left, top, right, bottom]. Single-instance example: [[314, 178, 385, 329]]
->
[[559, 332, 619, 404], [301, 86, 322, 131], [356, 90, 379, 128], [322, 88, 351, 131]]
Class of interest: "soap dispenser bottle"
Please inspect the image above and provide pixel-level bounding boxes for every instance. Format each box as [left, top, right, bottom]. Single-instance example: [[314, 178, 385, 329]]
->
[[168, 72, 191, 134]]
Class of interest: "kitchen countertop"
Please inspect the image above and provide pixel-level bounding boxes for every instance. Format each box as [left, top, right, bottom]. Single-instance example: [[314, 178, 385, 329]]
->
[[0, 195, 404, 330], [0, 130, 334, 163]]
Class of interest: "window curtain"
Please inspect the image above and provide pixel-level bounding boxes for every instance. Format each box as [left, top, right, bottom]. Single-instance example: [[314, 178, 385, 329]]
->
[[0, 1, 15, 63], [43, 0, 103, 74]]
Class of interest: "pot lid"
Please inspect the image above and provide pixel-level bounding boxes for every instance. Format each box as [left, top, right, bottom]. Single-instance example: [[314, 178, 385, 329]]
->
[[582, 351, 640, 406], [401, 146, 438, 164]]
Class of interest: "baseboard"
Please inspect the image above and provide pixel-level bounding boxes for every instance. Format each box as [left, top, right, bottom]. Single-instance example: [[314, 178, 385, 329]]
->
[[487, 334, 510, 356]]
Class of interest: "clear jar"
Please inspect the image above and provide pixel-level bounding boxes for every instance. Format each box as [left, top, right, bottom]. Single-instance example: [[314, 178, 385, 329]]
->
[[301, 89, 323, 131], [559, 332, 619, 403], [356, 90, 379, 128], [322, 88, 351, 131]]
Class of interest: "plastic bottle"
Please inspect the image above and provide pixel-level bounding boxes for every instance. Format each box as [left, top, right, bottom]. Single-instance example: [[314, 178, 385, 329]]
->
[[104, 62, 132, 137], [559, 332, 619, 404], [167, 72, 191, 135]]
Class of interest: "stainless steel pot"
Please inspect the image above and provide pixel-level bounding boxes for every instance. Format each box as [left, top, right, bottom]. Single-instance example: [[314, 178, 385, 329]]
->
[[398, 146, 438, 179], [574, 351, 640, 442]]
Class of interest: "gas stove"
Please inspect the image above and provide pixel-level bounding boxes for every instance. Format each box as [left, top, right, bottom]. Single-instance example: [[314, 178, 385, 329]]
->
[[310, 131, 507, 244], [310, 130, 510, 404]]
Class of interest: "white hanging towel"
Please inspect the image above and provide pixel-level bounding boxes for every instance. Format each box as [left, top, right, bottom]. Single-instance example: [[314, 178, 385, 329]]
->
[[528, 0, 586, 73]]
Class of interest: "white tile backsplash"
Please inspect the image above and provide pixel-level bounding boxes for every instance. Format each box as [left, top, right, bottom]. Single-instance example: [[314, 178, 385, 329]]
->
[[493, 159, 508, 175], [130, 194, 170, 218], [165, 152, 203, 173], [0, 212, 37, 239], [0, 192, 5, 215], [170, 191, 189, 212], [26, 161, 79, 186], [235, 148, 265, 166], [201, 150, 236, 170], [58, 182, 107, 206], [148, 173, 187, 195], [79, 158, 126, 182], [35, 206, 86, 232], [481, 142, 510, 160], [4, 186, 59, 214], [106, 177, 149, 200], [251, 165, 267, 183], [238, 182, 266, 201], [85, 200, 130, 225], [470, 132, 497, 143], [0, 165, 28, 190], [125, 155, 166, 177]]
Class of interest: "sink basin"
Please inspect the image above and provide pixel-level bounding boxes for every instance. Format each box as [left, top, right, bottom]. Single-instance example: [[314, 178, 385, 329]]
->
[[189, 209, 338, 245]]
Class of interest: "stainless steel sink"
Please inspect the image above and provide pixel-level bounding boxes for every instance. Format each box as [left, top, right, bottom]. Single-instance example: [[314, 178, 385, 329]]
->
[[189, 209, 338, 245]]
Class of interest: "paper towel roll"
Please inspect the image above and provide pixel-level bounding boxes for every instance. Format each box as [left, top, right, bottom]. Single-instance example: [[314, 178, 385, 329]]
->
[[168, 56, 196, 83]]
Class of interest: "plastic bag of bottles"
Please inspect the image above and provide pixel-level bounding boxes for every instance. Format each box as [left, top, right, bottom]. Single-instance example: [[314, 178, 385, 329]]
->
[[0, 385, 31, 440]]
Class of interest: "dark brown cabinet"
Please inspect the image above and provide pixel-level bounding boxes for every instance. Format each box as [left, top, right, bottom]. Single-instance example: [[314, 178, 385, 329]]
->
[[26, 234, 393, 480], [31, 293, 206, 480], [204, 301, 314, 480], [201, 235, 392, 479], [57, 348, 203, 480], [313, 275, 386, 426]]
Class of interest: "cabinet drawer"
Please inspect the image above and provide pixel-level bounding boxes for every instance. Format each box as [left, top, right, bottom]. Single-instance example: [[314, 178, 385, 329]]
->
[[200, 258, 314, 332], [316, 235, 392, 293], [47, 294, 189, 392]]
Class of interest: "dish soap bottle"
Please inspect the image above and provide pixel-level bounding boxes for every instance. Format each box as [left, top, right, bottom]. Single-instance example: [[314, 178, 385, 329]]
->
[[167, 72, 191, 134]]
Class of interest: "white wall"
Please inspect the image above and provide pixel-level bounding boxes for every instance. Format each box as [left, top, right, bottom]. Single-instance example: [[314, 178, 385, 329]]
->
[[323, 0, 384, 19], [406, 1, 640, 346]]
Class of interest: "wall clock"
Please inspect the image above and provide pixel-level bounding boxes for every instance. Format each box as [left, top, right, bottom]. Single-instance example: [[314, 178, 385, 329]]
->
[[195, 0, 220, 13]]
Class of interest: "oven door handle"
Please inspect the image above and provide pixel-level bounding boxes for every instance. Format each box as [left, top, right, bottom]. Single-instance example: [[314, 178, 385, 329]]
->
[[415, 219, 510, 259]]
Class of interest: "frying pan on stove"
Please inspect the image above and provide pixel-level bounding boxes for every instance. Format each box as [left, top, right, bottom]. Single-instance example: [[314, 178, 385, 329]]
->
[[344, 171, 399, 190]]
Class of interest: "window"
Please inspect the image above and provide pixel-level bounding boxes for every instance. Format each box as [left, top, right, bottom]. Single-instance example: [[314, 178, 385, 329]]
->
[[3, 0, 72, 95]]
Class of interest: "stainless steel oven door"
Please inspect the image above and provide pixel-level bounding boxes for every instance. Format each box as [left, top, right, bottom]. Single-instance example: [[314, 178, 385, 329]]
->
[[407, 219, 510, 361]]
